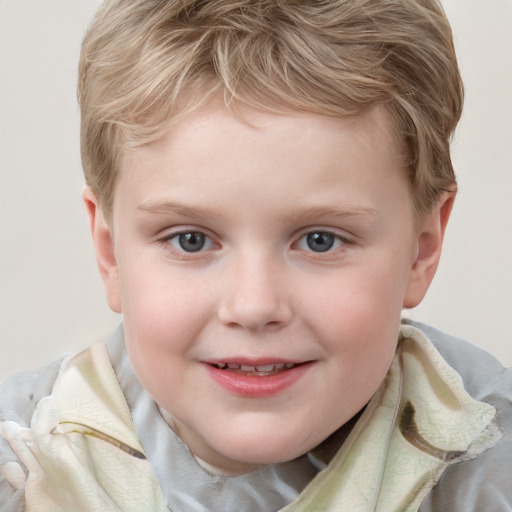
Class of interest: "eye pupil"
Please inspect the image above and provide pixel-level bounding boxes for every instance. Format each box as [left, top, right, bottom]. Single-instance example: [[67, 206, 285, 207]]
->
[[178, 232, 206, 252], [306, 232, 335, 252]]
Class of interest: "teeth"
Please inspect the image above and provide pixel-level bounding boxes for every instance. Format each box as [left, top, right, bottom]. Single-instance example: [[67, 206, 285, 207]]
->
[[255, 364, 274, 372], [215, 362, 297, 374]]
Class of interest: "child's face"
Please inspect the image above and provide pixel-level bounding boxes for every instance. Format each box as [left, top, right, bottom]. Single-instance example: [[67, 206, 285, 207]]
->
[[88, 99, 442, 474]]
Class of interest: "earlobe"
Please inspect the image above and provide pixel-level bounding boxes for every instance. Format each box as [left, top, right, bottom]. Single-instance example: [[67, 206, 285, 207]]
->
[[82, 186, 122, 313], [403, 190, 456, 309]]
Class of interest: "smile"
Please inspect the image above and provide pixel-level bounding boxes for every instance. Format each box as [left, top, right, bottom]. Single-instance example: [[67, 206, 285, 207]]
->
[[211, 362, 297, 376], [205, 360, 313, 397]]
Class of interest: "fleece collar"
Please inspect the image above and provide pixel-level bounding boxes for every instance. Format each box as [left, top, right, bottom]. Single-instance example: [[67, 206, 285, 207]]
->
[[1, 324, 499, 512], [282, 324, 499, 511]]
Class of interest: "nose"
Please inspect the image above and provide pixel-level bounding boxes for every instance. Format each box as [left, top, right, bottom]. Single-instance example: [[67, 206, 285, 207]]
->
[[217, 253, 293, 332]]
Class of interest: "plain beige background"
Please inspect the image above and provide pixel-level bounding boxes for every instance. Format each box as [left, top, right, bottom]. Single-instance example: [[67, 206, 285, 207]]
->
[[0, 0, 511, 382]]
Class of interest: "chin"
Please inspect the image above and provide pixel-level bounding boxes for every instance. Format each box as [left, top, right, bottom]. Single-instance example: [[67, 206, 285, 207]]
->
[[212, 428, 321, 468]]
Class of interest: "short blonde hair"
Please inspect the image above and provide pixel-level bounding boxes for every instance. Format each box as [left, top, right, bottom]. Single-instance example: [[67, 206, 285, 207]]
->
[[79, 0, 463, 218]]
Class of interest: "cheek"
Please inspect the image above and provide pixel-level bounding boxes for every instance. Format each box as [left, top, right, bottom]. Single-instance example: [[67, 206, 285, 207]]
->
[[302, 259, 406, 379], [309, 265, 405, 333], [118, 265, 215, 385], [121, 258, 213, 331]]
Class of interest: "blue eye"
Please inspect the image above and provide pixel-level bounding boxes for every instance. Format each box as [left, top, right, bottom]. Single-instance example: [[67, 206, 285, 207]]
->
[[296, 231, 345, 253], [169, 232, 211, 252], [306, 232, 335, 252]]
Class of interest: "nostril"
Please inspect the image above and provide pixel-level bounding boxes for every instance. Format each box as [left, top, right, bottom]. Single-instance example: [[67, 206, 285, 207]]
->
[[217, 273, 293, 330]]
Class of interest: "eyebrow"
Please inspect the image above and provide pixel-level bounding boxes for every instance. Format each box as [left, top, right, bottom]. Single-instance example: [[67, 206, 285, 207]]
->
[[285, 205, 378, 220], [137, 199, 378, 220], [137, 200, 221, 218]]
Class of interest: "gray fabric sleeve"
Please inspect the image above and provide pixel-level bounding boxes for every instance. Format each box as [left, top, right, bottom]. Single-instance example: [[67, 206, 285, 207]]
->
[[0, 358, 63, 511], [419, 424, 512, 511], [412, 321, 512, 511]]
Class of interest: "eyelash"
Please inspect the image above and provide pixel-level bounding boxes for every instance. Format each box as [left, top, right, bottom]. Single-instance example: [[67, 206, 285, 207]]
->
[[158, 228, 352, 258], [294, 230, 349, 254], [158, 229, 217, 258]]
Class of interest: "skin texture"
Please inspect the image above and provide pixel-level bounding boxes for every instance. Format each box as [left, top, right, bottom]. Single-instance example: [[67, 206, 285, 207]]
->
[[84, 99, 454, 475]]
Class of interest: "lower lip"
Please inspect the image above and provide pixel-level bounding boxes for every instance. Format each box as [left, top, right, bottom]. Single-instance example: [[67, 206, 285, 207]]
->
[[204, 363, 312, 397]]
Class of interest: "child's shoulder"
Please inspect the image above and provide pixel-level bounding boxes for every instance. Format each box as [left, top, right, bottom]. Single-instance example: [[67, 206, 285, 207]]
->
[[0, 356, 64, 507], [0, 357, 63, 427], [409, 320, 510, 397], [408, 321, 512, 511]]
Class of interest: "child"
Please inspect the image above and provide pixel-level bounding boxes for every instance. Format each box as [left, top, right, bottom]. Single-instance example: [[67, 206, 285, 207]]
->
[[1, 0, 510, 510]]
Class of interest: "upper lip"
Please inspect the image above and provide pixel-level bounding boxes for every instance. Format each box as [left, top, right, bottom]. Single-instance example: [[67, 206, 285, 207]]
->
[[203, 358, 306, 367]]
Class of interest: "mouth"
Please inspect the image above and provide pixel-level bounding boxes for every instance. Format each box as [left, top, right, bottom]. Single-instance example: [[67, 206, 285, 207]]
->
[[205, 359, 313, 397], [210, 362, 300, 376]]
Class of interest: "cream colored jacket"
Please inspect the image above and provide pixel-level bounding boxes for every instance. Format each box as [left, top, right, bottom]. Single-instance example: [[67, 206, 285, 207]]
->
[[0, 324, 505, 511]]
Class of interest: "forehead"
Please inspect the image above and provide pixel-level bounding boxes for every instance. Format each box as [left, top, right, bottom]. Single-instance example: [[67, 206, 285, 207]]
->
[[115, 100, 411, 219], [121, 100, 399, 168]]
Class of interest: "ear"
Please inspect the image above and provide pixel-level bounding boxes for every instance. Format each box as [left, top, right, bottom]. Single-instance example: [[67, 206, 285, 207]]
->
[[403, 190, 456, 309], [82, 186, 122, 313]]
